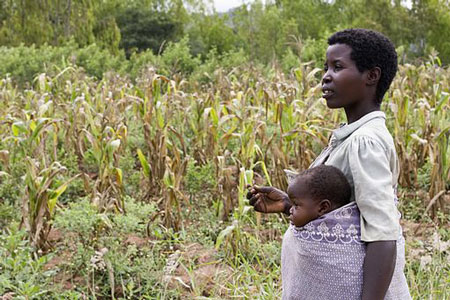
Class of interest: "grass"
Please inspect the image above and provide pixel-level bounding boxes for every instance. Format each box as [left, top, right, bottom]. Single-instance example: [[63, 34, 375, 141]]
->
[[0, 195, 448, 299]]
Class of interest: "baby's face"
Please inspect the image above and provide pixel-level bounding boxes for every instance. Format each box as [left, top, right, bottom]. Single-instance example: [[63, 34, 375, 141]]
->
[[287, 178, 320, 227]]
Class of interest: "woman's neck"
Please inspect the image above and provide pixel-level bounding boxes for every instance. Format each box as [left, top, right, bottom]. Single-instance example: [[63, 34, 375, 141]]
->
[[344, 102, 380, 124]]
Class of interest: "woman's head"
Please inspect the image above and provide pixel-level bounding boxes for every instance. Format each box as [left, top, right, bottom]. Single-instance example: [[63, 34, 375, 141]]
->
[[287, 165, 351, 227], [322, 29, 398, 108]]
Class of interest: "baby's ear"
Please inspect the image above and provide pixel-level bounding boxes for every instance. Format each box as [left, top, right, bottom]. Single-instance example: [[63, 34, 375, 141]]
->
[[317, 199, 332, 216]]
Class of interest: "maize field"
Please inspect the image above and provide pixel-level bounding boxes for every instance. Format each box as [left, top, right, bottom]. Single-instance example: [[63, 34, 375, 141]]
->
[[0, 57, 448, 298]]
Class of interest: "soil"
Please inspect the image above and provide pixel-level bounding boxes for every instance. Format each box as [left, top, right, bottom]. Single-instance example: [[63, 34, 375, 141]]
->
[[123, 234, 151, 248], [163, 243, 232, 297]]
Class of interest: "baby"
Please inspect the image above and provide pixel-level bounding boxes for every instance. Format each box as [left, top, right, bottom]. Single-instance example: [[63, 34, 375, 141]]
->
[[282, 165, 364, 299], [286, 164, 351, 227]]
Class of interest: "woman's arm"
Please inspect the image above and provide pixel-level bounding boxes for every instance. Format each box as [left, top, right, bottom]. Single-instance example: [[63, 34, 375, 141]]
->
[[247, 186, 291, 215], [347, 136, 401, 298], [362, 240, 397, 300]]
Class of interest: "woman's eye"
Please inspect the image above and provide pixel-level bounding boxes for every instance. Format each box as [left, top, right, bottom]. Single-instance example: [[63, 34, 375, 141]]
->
[[334, 65, 342, 70]]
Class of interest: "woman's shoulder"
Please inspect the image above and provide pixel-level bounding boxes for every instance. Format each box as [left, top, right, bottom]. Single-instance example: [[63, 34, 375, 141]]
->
[[347, 118, 395, 151]]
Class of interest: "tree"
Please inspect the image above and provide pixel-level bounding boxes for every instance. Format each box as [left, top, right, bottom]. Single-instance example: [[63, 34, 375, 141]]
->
[[187, 13, 237, 57], [0, 0, 120, 52], [412, 0, 450, 63], [116, 7, 182, 57]]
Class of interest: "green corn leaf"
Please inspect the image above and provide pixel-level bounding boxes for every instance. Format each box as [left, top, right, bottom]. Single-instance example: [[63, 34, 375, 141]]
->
[[156, 109, 165, 129], [244, 170, 253, 186], [30, 120, 37, 132], [12, 122, 26, 136], [137, 149, 150, 178], [163, 169, 174, 188], [436, 92, 449, 113], [48, 185, 67, 216], [210, 107, 219, 127], [215, 222, 236, 250], [115, 167, 123, 186], [294, 68, 303, 83], [254, 160, 272, 186], [48, 174, 80, 216], [30, 119, 50, 143]]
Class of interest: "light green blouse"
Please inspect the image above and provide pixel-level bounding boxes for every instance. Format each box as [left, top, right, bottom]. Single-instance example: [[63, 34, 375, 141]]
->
[[311, 111, 401, 242]]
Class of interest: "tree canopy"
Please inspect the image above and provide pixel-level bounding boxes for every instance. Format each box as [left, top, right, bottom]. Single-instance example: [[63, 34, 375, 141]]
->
[[0, 0, 449, 64]]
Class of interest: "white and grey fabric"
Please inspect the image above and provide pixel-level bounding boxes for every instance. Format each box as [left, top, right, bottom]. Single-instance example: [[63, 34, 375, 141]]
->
[[281, 111, 411, 299], [281, 202, 411, 300]]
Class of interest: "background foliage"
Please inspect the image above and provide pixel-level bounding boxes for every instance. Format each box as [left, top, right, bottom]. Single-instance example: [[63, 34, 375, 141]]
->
[[1, 0, 450, 84]]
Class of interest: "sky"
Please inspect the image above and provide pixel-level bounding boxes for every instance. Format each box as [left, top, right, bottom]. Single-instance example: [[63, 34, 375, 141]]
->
[[212, 0, 266, 12], [212, 0, 411, 12], [213, 0, 245, 12]]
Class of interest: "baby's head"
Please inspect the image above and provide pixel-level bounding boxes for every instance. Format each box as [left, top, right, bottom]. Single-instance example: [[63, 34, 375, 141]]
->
[[287, 165, 351, 227]]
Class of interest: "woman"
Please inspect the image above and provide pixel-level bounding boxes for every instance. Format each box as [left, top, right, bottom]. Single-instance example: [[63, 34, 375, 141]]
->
[[248, 29, 411, 299]]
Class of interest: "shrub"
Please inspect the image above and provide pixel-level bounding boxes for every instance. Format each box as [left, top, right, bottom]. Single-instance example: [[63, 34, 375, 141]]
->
[[54, 198, 104, 242], [160, 36, 201, 75], [185, 160, 216, 197], [111, 196, 156, 234], [0, 42, 127, 84], [125, 49, 159, 79], [0, 224, 51, 298]]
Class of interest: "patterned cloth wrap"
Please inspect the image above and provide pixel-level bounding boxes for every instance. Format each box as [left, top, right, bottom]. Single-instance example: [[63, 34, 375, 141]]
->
[[292, 201, 363, 245], [281, 202, 411, 300]]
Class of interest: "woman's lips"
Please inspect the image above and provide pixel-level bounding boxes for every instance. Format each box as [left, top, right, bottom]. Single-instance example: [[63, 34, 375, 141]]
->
[[322, 89, 335, 100]]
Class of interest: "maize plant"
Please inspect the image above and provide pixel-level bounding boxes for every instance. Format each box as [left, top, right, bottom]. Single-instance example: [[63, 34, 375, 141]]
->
[[68, 84, 128, 213], [1, 102, 75, 250], [216, 156, 236, 221], [0, 53, 448, 241], [215, 167, 264, 256], [22, 159, 78, 250], [387, 55, 449, 217], [135, 73, 190, 229], [135, 74, 172, 198]]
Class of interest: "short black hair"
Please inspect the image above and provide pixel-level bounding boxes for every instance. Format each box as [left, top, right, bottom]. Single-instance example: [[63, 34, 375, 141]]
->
[[328, 28, 398, 103], [296, 165, 351, 207]]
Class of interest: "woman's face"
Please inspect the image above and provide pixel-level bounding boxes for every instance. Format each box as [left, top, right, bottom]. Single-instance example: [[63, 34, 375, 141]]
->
[[287, 178, 320, 227], [321, 44, 367, 109]]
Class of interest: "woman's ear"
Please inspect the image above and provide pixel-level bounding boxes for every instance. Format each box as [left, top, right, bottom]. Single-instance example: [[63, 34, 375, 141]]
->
[[317, 199, 332, 216], [366, 67, 381, 86]]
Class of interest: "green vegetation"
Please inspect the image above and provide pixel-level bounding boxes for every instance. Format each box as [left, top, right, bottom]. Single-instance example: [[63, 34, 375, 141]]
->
[[0, 0, 449, 298], [0, 56, 448, 297], [1, 0, 450, 85]]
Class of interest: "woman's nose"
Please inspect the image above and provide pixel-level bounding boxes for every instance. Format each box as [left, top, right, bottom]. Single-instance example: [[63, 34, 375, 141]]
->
[[322, 71, 332, 85], [289, 206, 294, 215]]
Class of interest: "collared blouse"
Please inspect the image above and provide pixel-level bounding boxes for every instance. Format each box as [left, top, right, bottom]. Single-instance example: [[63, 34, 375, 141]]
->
[[310, 111, 401, 242]]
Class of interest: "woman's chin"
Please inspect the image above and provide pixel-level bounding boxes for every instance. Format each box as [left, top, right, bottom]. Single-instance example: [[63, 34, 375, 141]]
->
[[322, 94, 344, 109], [324, 98, 342, 109]]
